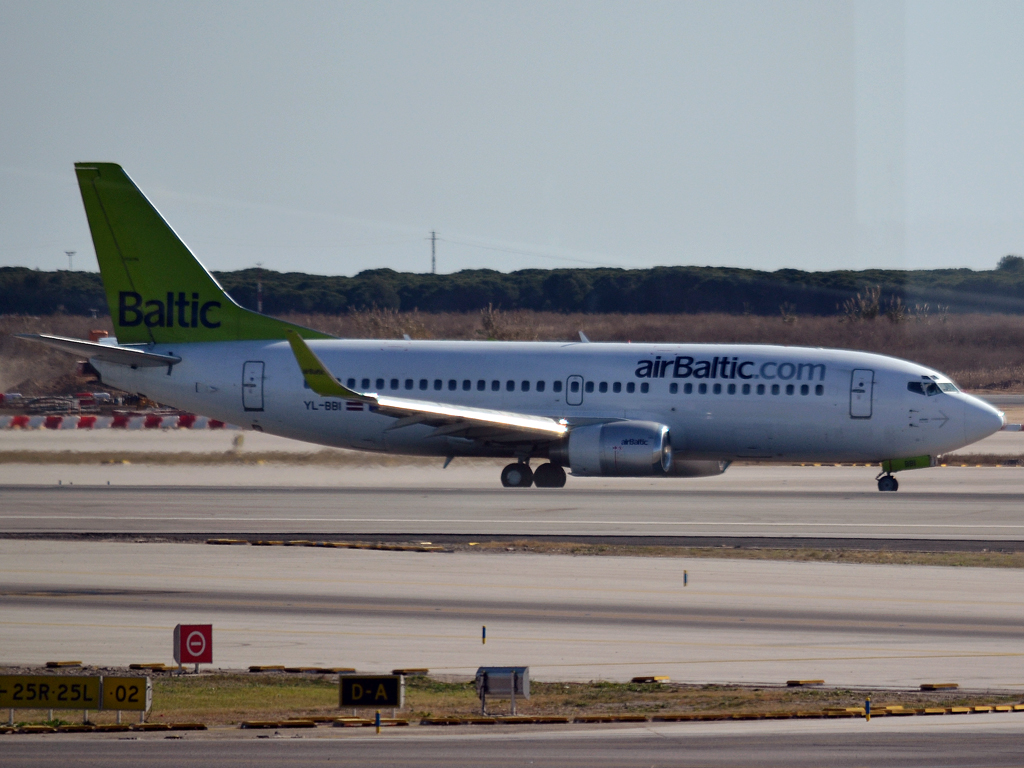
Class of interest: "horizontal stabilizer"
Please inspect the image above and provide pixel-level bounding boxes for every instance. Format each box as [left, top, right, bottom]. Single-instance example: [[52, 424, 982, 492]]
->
[[16, 334, 181, 368]]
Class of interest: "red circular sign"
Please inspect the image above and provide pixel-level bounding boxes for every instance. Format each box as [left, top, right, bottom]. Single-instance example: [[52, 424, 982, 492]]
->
[[186, 631, 207, 656]]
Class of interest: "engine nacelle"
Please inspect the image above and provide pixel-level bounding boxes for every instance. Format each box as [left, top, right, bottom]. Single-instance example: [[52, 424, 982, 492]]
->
[[552, 420, 672, 477]]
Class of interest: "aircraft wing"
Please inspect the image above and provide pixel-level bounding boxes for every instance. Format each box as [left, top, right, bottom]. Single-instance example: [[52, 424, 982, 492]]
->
[[286, 331, 568, 443], [16, 334, 182, 368]]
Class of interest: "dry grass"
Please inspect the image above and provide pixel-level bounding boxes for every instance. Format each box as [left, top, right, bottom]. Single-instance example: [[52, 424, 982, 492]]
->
[[4, 673, 1019, 725], [278, 310, 1024, 391], [456, 541, 1024, 569], [5, 310, 1024, 394]]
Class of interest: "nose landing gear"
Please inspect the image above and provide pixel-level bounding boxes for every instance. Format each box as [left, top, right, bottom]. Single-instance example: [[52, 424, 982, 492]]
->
[[876, 473, 899, 492]]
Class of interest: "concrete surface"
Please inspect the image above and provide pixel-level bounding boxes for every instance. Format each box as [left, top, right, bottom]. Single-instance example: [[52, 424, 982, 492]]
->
[[3, 466, 1024, 539], [2, 540, 1023, 688], [3, 714, 1024, 767]]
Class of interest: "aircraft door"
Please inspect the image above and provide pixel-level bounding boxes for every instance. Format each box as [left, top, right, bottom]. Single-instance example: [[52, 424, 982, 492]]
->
[[242, 361, 265, 411], [566, 375, 584, 406], [849, 369, 873, 418]]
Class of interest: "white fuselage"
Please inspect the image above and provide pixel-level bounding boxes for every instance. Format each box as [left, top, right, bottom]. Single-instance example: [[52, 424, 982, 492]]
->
[[94, 339, 1004, 463]]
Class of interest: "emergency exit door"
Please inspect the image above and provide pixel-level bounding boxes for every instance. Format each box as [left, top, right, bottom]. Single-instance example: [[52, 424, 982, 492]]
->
[[242, 361, 265, 412], [849, 369, 873, 418]]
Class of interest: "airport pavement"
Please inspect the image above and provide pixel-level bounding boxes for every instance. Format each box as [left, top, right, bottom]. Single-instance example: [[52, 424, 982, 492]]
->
[[1, 421, 1021, 455], [3, 712, 1024, 767], [3, 466, 1024, 539], [2, 540, 1023, 687]]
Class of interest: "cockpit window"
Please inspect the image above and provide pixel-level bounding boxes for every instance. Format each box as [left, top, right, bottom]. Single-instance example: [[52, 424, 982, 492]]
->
[[907, 381, 942, 396], [937, 382, 958, 392]]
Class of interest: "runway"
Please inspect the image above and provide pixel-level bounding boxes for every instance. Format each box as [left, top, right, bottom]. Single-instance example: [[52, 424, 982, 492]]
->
[[3, 540, 1024, 687], [3, 465, 1024, 540], [4, 713, 1024, 767]]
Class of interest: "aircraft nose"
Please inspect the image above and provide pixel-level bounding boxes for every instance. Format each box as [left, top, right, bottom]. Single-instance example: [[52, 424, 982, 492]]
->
[[962, 398, 1004, 446]]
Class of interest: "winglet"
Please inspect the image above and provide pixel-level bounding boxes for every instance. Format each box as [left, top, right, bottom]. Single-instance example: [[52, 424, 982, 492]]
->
[[285, 331, 369, 400]]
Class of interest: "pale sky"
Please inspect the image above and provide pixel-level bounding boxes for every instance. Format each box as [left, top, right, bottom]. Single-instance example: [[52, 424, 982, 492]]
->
[[2, 1, 1024, 276]]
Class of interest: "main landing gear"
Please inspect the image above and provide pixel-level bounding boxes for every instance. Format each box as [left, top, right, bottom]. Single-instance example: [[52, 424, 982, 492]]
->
[[876, 473, 899, 492], [500, 462, 567, 488]]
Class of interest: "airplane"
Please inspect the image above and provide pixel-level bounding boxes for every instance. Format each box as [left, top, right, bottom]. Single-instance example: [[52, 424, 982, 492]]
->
[[17, 163, 1007, 492]]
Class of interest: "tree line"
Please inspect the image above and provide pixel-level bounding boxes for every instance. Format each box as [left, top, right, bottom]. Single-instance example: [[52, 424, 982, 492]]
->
[[4, 259, 1024, 317]]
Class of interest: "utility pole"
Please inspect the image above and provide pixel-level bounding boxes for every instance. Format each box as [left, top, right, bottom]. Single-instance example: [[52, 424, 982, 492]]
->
[[430, 231, 437, 274], [256, 262, 263, 313], [66, 251, 75, 271]]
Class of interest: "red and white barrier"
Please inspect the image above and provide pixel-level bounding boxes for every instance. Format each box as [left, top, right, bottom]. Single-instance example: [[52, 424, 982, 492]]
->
[[0, 414, 239, 430]]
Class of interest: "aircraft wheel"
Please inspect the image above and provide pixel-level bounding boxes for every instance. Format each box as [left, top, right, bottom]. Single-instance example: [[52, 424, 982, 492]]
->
[[533, 463, 567, 488], [877, 475, 899, 492], [501, 463, 534, 488]]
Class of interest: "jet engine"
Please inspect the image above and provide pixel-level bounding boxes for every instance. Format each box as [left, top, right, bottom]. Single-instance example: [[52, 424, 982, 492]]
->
[[550, 420, 672, 477]]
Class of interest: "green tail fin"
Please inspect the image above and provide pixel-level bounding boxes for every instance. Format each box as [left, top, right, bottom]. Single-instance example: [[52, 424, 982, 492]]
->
[[74, 162, 331, 344]]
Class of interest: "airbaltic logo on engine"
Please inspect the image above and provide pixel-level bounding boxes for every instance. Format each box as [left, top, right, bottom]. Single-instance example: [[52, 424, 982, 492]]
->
[[119, 291, 222, 328], [635, 356, 826, 381]]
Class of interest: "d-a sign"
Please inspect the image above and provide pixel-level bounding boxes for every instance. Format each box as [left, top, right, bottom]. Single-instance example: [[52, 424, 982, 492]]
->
[[340, 676, 404, 708]]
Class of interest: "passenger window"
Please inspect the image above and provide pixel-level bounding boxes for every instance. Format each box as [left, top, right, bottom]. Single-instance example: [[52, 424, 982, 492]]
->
[[599, 382, 608, 393], [800, 384, 809, 395], [537, 381, 546, 392], [347, 378, 356, 388], [815, 384, 824, 395], [742, 383, 750, 394], [584, 381, 594, 393], [626, 382, 635, 393], [669, 383, 678, 394], [613, 382, 621, 393], [684, 383, 693, 394], [757, 384, 765, 395], [521, 380, 530, 392], [361, 378, 370, 389], [640, 383, 649, 393], [434, 379, 442, 391], [771, 384, 780, 395], [506, 380, 515, 392], [553, 381, 563, 393], [419, 379, 428, 390], [391, 378, 399, 390], [727, 383, 736, 394], [477, 380, 486, 391], [491, 380, 500, 391], [713, 383, 722, 394], [570, 381, 580, 393], [698, 383, 707, 394], [462, 380, 471, 391], [448, 379, 457, 391], [405, 379, 413, 390], [376, 378, 384, 390], [785, 384, 794, 395]]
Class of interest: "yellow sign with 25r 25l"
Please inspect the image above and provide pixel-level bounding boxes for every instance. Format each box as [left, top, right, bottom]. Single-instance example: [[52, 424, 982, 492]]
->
[[0, 676, 100, 709]]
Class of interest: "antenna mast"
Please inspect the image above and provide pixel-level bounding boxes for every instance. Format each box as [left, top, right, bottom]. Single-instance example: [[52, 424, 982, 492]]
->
[[431, 231, 437, 274]]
